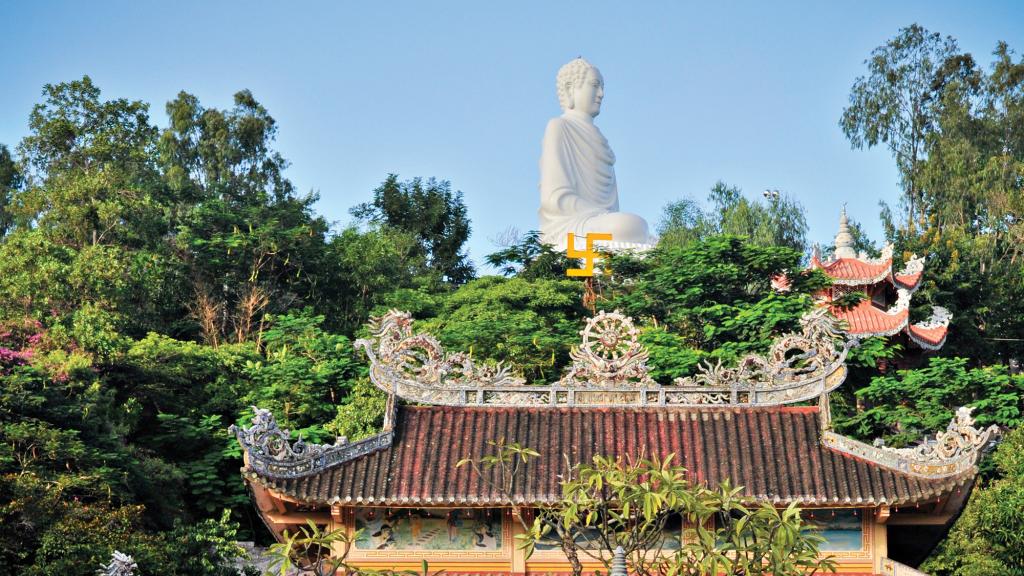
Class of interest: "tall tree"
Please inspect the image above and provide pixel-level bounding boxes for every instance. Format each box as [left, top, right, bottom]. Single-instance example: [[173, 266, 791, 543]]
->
[[159, 90, 330, 344], [875, 39, 1024, 362], [659, 181, 808, 253], [2, 78, 183, 336], [352, 174, 474, 285], [0, 144, 21, 237], [840, 24, 977, 232], [15, 76, 164, 247]]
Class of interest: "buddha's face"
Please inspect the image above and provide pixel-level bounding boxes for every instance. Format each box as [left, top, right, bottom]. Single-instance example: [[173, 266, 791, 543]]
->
[[571, 67, 604, 117]]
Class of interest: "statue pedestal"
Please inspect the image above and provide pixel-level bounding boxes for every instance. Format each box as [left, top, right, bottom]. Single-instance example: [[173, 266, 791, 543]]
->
[[593, 238, 656, 253]]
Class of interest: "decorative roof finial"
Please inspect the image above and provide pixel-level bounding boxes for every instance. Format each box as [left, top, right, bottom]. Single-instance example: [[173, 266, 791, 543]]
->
[[834, 206, 856, 259]]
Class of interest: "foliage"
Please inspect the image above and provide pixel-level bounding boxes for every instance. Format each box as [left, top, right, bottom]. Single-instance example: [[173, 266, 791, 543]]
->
[[841, 24, 976, 231], [845, 26, 1024, 362], [418, 276, 585, 382], [0, 143, 21, 236], [459, 442, 834, 576], [922, 426, 1024, 576], [326, 377, 389, 441], [15, 76, 164, 248], [242, 310, 361, 433], [352, 174, 474, 285], [485, 229, 576, 280], [266, 520, 356, 576], [609, 236, 828, 378], [320, 225, 425, 335], [162, 90, 332, 345], [832, 357, 1024, 446], [659, 181, 808, 253]]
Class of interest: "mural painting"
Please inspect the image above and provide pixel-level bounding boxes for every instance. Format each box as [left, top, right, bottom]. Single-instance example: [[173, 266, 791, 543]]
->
[[808, 509, 863, 552], [535, 514, 682, 551], [354, 508, 502, 551]]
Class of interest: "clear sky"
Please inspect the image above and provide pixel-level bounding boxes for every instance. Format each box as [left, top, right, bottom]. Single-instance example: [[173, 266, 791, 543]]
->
[[2, 1, 1023, 270]]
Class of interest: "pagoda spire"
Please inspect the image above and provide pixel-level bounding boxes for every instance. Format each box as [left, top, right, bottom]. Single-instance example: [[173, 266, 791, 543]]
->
[[834, 206, 856, 259]]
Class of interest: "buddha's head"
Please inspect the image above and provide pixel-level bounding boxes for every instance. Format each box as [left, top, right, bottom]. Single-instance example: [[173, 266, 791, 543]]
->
[[556, 57, 604, 117]]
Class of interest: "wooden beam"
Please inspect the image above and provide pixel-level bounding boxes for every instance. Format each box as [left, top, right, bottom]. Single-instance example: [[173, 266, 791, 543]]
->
[[875, 505, 891, 524], [264, 511, 332, 525]]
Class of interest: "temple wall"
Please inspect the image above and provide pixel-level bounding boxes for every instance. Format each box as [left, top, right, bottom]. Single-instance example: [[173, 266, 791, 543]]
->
[[328, 506, 886, 575]]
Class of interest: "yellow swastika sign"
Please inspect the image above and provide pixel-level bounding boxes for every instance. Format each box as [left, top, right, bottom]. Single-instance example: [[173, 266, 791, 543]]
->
[[566, 232, 612, 277]]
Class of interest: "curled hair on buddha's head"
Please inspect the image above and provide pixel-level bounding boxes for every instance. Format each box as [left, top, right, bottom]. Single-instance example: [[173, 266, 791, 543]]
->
[[556, 57, 598, 111]]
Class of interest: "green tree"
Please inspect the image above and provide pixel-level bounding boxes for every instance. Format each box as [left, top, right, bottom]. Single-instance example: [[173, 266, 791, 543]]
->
[[418, 276, 585, 382], [352, 174, 474, 285], [318, 224, 425, 335], [0, 144, 21, 236], [858, 37, 1024, 363], [833, 357, 1024, 446], [659, 181, 808, 253], [15, 76, 165, 248], [485, 229, 576, 280], [610, 236, 829, 378], [841, 24, 977, 232], [160, 90, 331, 345], [242, 310, 361, 433]]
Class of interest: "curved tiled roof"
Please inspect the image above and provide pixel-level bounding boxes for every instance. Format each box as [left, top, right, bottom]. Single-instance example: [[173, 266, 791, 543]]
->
[[831, 300, 908, 337], [811, 256, 892, 285], [253, 405, 970, 508], [908, 323, 949, 350], [893, 271, 923, 291]]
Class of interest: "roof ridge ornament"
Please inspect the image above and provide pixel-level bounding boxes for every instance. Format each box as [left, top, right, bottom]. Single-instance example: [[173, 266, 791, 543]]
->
[[355, 307, 857, 408], [98, 551, 137, 576], [230, 406, 395, 479], [834, 206, 857, 259], [823, 407, 1000, 478], [560, 310, 656, 387], [915, 306, 952, 331], [896, 253, 925, 277]]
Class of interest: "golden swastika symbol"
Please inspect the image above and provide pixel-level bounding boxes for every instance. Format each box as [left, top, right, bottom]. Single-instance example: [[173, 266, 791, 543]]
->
[[566, 232, 612, 277]]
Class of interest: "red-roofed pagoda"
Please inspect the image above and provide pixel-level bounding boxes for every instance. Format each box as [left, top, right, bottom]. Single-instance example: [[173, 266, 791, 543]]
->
[[233, 309, 992, 575], [808, 208, 950, 352]]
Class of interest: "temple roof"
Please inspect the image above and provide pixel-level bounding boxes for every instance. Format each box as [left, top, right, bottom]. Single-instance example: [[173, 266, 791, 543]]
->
[[234, 309, 990, 511], [811, 255, 894, 286], [908, 323, 949, 351], [807, 209, 947, 347], [251, 404, 972, 508], [832, 299, 909, 337]]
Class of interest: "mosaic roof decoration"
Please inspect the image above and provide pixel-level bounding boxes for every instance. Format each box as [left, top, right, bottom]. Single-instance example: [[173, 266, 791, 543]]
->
[[98, 551, 138, 576], [353, 307, 856, 408], [230, 405, 395, 480], [824, 406, 999, 479]]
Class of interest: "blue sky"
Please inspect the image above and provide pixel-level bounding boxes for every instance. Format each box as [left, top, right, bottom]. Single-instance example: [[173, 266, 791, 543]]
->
[[2, 1, 1022, 270]]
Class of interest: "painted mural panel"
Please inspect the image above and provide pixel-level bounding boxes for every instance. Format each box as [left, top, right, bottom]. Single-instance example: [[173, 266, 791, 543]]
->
[[807, 509, 863, 551], [534, 514, 682, 551], [354, 508, 502, 551]]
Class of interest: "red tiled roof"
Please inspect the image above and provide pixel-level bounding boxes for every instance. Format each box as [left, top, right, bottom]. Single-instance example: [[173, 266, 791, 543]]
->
[[908, 323, 949, 349], [812, 256, 892, 285], [255, 405, 969, 508], [831, 300, 908, 337], [893, 272, 923, 291]]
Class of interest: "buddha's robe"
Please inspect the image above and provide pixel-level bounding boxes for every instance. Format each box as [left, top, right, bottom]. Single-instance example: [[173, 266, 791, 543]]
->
[[538, 110, 644, 250]]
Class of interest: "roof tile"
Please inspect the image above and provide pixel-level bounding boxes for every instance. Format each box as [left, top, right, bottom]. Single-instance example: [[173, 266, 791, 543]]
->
[[258, 405, 969, 507]]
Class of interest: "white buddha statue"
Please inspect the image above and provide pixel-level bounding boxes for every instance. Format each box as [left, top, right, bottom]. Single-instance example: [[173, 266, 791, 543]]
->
[[538, 57, 652, 251]]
